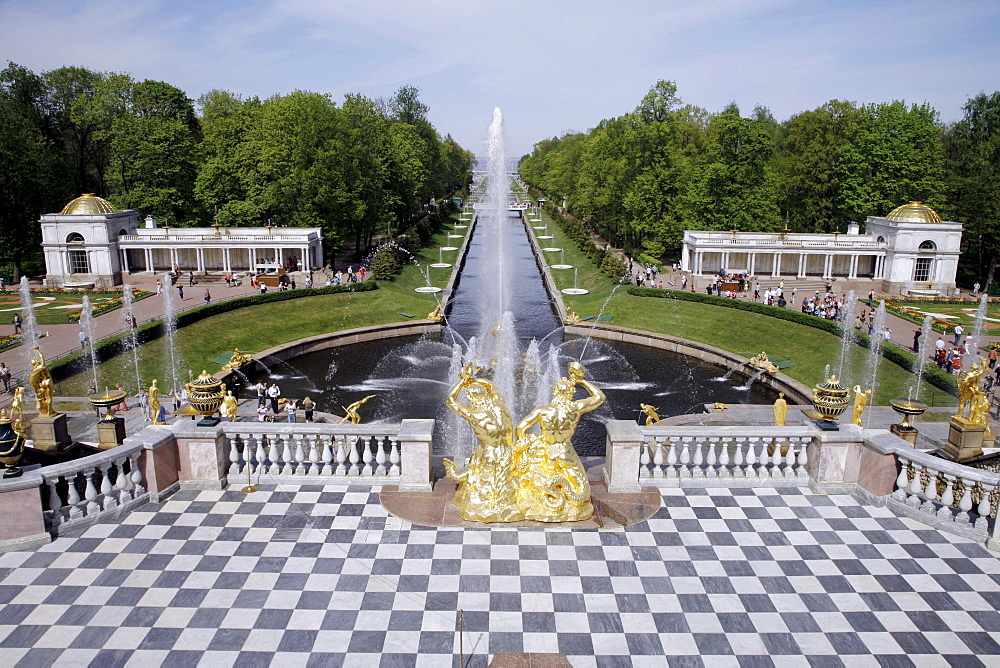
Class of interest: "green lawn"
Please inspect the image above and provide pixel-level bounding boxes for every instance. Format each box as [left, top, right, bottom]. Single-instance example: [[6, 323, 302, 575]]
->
[[0, 289, 152, 325], [893, 300, 1000, 335]]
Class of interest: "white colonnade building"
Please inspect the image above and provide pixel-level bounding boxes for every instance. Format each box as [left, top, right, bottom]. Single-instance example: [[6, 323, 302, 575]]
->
[[40, 195, 323, 288], [680, 202, 963, 296]]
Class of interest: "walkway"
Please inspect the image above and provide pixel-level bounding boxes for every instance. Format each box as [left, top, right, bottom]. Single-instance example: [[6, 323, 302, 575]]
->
[[0, 482, 998, 665]]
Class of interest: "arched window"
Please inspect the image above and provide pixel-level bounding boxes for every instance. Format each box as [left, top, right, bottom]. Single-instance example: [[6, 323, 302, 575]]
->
[[66, 232, 85, 244], [918, 240, 936, 251], [876, 236, 886, 244]]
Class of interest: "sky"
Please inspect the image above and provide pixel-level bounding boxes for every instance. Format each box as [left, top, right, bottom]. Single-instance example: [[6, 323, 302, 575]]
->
[[2, 0, 999, 158]]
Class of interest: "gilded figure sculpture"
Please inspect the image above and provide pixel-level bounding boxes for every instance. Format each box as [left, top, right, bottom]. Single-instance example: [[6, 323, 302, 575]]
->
[[221, 349, 254, 370], [426, 304, 444, 322], [564, 307, 582, 325], [956, 362, 987, 419], [772, 392, 788, 426], [339, 395, 376, 424], [10, 387, 24, 422], [443, 364, 522, 522], [747, 352, 780, 374], [28, 346, 56, 417], [639, 403, 663, 426], [149, 379, 165, 424], [969, 391, 993, 437], [851, 385, 872, 425], [512, 361, 604, 522], [220, 391, 239, 421]]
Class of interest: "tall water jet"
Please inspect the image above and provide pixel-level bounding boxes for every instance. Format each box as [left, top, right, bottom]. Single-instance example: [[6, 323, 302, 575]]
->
[[79, 296, 99, 392], [908, 315, 934, 400], [835, 291, 858, 381], [863, 301, 888, 404], [17, 278, 41, 377], [162, 274, 182, 396], [122, 285, 142, 393], [966, 293, 990, 363]]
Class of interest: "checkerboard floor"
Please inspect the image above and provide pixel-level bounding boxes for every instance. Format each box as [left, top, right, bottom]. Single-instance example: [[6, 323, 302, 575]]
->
[[1, 485, 999, 667]]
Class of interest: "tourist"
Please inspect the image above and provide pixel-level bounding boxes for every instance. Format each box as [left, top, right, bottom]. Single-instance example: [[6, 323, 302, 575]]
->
[[189, 271, 195, 286], [0, 363, 10, 392], [204, 289, 211, 305], [114, 383, 128, 412], [177, 285, 184, 300], [253, 381, 266, 406], [989, 346, 998, 369], [953, 324, 963, 347], [286, 399, 297, 423], [913, 329, 922, 352], [882, 327, 892, 342], [267, 383, 281, 414], [257, 403, 268, 422], [12, 314, 22, 335], [302, 396, 315, 422], [135, 388, 150, 420], [974, 281, 981, 296], [79, 330, 89, 350]]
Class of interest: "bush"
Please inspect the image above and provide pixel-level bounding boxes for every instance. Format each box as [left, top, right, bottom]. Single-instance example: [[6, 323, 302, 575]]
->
[[627, 286, 957, 396], [600, 251, 628, 280], [369, 244, 407, 279]]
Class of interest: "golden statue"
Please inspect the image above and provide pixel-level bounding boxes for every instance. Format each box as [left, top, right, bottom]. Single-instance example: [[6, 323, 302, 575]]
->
[[956, 361, 987, 419], [339, 395, 376, 424], [443, 364, 522, 522], [773, 392, 788, 426], [221, 349, 254, 370], [851, 385, 872, 425], [220, 391, 239, 421], [513, 362, 604, 522], [564, 307, 582, 325], [10, 387, 24, 422], [639, 403, 663, 426], [28, 346, 56, 417], [713, 402, 728, 411], [969, 391, 994, 437], [747, 352, 780, 374], [149, 379, 165, 424], [427, 304, 444, 322]]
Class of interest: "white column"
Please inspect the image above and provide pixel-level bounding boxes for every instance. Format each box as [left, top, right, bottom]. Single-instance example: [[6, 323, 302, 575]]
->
[[823, 254, 832, 279], [301, 247, 309, 271], [681, 243, 690, 272], [121, 249, 129, 273], [277, 248, 284, 268], [170, 249, 179, 269], [144, 249, 153, 272], [798, 254, 807, 278], [223, 248, 231, 273], [695, 252, 703, 276], [722, 252, 730, 274], [196, 248, 205, 272], [849, 255, 858, 279], [749, 253, 756, 276], [772, 253, 780, 277]]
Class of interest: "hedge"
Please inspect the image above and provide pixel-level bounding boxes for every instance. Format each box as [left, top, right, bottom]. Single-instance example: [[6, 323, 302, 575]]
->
[[50, 282, 378, 382], [627, 286, 958, 396]]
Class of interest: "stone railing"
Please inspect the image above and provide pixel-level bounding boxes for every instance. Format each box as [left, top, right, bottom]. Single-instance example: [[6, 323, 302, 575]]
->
[[221, 420, 434, 491], [605, 419, 1000, 550]]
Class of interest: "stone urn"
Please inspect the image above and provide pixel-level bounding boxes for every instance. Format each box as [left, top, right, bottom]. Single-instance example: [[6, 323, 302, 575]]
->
[[0, 414, 25, 479], [811, 375, 851, 424], [186, 370, 225, 419], [889, 398, 927, 430], [89, 388, 128, 422]]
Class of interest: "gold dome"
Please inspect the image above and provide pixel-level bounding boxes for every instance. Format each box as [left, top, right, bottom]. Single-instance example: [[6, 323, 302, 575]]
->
[[60, 194, 120, 215], [885, 201, 942, 224]]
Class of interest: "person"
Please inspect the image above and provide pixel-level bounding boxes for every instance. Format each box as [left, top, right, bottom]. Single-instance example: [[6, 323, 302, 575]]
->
[[189, 271, 195, 286], [974, 281, 981, 296], [854, 315, 862, 330], [136, 387, 150, 420], [990, 346, 998, 369], [267, 383, 281, 414], [12, 314, 22, 335], [253, 381, 266, 406], [257, 403, 268, 422], [79, 329, 89, 350], [0, 362, 10, 392], [882, 327, 892, 342], [225, 273, 232, 287], [260, 283, 267, 295], [204, 288, 211, 305], [913, 329, 922, 353], [772, 393, 788, 426], [286, 399, 297, 423], [953, 324, 964, 347], [114, 383, 128, 412], [301, 396, 315, 422], [172, 388, 182, 411], [155, 280, 162, 295], [177, 285, 184, 300]]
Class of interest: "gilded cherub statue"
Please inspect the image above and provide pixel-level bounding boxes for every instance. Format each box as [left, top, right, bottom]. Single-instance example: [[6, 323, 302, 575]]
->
[[28, 346, 56, 417]]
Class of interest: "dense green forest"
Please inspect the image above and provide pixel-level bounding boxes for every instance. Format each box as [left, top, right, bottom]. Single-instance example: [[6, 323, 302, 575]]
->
[[0, 62, 473, 280], [519, 81, 1000, 285]]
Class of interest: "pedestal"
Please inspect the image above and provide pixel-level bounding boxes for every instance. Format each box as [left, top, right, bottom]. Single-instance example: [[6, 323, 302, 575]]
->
[[30, 414, 71, 452], [97, 418, 126, 450], [890, 423, 918, 445], [941, 416, 985, 461]]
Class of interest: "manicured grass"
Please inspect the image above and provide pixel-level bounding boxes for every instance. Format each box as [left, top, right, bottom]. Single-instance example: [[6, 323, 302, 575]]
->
[[0, 290, 152, 325], [55, 281, 440, 396], [893, 300, 1000, 335]]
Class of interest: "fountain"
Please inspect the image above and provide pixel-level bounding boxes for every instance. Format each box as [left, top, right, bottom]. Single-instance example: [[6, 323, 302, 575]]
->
[[17, 278, 41, 381], [429, 248, 452, 269], [414, 264, 443, 294], [551, 248, 572, 271], [162, 273, 183, 398], [862, 301, 888, 404], [966, 293, 990, 363], [835, 290, 858, 381], [122, 285, 143, 394], [561, 267, 589, 295], [79, 296, 99, 394]]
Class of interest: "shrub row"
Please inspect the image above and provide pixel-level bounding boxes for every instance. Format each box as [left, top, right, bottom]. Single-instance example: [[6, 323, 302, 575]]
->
[[50, 282, 378, 382], [539, 202, 630, 280], [627, 286, 958, 396]]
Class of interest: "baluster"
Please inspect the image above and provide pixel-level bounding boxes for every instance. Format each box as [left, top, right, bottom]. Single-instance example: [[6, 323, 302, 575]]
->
[[294, 435, 306, 475], [906, 462, 924, 508], [976, 483, 995, 530], [117, 454, 133, 502], [652, 439, 665, 478], [639, 440, 652, 479], [389, 440, 400, 476], [692, 439, 705, 478], [705, 438, 718, 478], [66, 472, 83, 518], [891, 460, 910, 502], [665, 438, 678, 478], [254, 436, 267, 476], [796, 438, 809, 478], [745, 438, 757, 478], [957, 482, 974, 524], [308, 436, 321, 476], [718, 438, 731, 479], [375, 437, 387, 476], [281, 435, 294, 475], [321, 437, 334, 475], [919, 466, 940, 514], [46, 478, 64, 527], [100, 462, 116, 510], [783, 440, 796, 478], [84, 468, 100, 516], [349, 437, 361, 475], [335, 438, 348, 475], [229, 436, 242, 475], [362, 437, 374, 476], [936, 474, 955, 519], [771, 439, 783, 478], [267, 436, 280, 475], [130, 452, 145, 496], [678, 439, 691, 478]]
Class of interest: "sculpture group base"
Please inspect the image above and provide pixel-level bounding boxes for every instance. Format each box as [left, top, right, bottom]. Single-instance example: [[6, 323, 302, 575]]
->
[[381, 476, 660, 529], [97, 418, 126, 450], [890, 423, 918, 445], [941, 416, 985, 462], [812, 419, 840, 432], [30, 414, 71, 452]]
